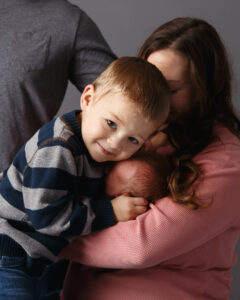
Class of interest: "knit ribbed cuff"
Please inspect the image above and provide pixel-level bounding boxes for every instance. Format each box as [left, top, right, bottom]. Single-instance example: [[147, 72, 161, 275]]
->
[[90, 195, 116, 231]]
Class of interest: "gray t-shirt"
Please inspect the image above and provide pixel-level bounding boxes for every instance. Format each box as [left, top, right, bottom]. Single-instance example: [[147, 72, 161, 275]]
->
[[0, 0, 116, 171]]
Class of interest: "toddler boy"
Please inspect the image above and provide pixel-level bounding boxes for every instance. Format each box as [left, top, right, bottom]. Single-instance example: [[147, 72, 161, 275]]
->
[[0, 57, 170, 297]]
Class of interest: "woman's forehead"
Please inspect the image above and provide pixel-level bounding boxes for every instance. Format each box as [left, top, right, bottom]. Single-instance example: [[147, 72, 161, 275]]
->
[[147, 49, 189, 81]]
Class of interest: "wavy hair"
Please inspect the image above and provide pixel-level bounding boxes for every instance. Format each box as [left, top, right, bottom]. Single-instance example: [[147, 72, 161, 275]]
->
[[139, 18, 240, 209]]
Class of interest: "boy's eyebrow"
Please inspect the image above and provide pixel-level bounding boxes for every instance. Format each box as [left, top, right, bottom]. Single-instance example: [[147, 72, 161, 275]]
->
[[110, 112, 146, 140], [110, 112, 123, 125]]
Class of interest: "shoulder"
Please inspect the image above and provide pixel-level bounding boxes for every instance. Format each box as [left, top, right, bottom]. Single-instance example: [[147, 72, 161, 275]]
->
[[194, 126, 240, 167], [23, 116, 78, 165], [39, 1, 92, 28], [25, 1, 87, 41], [37, 0, 84, 16], [193, 126, 240, 214], [35, 116, 75, 147]]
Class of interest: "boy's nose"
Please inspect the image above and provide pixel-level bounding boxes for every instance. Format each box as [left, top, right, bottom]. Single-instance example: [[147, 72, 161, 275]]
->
[[107, 136, 123, 151]]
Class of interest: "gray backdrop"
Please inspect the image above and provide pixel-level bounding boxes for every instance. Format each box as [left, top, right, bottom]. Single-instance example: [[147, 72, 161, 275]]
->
[[58, 1, 240, 299]]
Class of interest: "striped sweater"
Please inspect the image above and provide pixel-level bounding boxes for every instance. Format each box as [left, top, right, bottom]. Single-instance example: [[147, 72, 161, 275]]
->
[[0, 110, 115, 275]]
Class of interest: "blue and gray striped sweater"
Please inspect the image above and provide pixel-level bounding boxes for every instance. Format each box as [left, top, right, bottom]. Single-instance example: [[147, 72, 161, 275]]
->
[[0, 110, 114, 275]]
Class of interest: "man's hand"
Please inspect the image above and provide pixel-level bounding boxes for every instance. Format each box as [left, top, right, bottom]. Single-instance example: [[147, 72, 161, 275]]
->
[[111, 193, 148, 222]]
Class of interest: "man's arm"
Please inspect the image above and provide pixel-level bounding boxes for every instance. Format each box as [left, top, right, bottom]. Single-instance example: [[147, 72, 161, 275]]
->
[[69, 9, 117, 92]]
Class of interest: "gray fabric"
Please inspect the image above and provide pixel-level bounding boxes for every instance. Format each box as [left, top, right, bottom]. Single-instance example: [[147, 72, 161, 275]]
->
[[0, 0, 116, 172]]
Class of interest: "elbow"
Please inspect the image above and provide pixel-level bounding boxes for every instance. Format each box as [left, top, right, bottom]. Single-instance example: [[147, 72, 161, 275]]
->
[[124, 250, 153, 269]]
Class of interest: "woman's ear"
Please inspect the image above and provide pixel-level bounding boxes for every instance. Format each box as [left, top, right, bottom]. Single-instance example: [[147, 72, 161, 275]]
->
[[80, 84, 95, 111]]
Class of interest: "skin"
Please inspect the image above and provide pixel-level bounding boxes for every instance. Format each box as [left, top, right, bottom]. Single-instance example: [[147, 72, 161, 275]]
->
[[105, 156, 169, 201], [80, 84, 159, 162], [105, 161, 139, 197], [105, 160, 155, 198], [79, 84, 161, 221], [146, 49, 197, 148], [147, 49, 196, 121]]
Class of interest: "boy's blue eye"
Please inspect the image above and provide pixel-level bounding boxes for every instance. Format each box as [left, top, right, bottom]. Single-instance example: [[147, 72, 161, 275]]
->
[[107, 120, 117, 129], [128, 137, 139, 145]]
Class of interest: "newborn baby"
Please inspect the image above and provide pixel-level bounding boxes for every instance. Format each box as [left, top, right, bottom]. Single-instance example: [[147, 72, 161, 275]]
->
[[105, 152, 171, 202]]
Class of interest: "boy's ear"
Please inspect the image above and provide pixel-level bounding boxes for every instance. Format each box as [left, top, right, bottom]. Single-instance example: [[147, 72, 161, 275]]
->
[[80, 84, 95, 111]]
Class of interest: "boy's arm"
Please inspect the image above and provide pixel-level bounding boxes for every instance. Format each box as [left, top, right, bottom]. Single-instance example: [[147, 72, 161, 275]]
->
[[22, 140, 115, 245]]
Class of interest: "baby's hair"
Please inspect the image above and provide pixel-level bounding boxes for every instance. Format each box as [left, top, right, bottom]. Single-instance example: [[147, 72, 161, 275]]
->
[[126, 151, 172, 201], [93, 56, 170, 124]]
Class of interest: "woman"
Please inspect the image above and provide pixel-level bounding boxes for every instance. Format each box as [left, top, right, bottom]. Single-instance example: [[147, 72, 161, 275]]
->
[[60, 18, 240, 300]]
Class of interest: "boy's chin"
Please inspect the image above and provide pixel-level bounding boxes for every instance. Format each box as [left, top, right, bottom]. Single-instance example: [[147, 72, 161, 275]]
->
[[91, 156, 106, 163]]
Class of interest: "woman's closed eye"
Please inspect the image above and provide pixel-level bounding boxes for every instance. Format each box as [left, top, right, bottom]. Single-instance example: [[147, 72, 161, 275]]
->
[[128, 137, 139, 145], [171, 88, 180, 94], [107, 120, 117, 129]]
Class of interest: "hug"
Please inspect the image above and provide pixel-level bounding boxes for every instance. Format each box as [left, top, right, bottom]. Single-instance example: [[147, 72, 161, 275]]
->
[[0, 1, 239, 299]]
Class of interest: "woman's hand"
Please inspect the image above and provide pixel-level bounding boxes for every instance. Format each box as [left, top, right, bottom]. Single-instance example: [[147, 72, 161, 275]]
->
[[145, 131, 169, 152], [111, 194, 148, 221]]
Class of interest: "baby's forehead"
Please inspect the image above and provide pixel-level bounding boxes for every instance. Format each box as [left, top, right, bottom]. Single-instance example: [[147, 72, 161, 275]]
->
[[112, 160, 138, 177], [112, 159, 150, 178]]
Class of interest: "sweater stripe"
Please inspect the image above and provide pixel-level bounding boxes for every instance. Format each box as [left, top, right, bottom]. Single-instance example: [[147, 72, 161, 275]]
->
[[12, 146, 27, 173], [23, 188, 67, 210], [25, 130, 40, 162], [0, 194, 25, 220], [23, 167, 75, 190], [38, 119, 54, 147], [27, 145, 77, 173], [0, 175, 24, 210], [7, 164, 23, 192], [24, 194, 72, 230], [0, 219, 57, 261]]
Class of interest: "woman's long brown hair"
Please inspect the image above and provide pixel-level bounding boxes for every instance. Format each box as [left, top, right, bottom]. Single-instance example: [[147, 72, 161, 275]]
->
[[139, 17, 240, 209]]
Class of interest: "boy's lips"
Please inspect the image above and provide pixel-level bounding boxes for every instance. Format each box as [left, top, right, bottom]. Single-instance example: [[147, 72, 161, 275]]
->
[[97, 142, 112, 155]]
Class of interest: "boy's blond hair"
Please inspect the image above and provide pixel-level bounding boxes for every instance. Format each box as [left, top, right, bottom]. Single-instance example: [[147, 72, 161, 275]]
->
[[93, 57, 170, 124]]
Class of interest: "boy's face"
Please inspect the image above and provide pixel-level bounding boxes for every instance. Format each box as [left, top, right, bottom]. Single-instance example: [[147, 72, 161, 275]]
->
[[80, 85, 159, 162]]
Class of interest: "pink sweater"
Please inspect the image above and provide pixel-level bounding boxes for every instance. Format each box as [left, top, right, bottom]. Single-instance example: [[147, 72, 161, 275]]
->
[[60, 127, 240, 300]]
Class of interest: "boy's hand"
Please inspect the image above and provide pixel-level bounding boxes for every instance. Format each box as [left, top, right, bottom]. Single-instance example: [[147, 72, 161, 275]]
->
[[111, 194, 149, 222]]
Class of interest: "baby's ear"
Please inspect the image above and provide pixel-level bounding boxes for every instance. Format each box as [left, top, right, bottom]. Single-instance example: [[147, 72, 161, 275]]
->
[[80, 84, 95, 111]]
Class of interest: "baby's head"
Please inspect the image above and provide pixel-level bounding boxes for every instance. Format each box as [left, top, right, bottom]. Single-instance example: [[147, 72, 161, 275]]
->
[[80, 57, 170, 162], [105, 152, 171, 202]]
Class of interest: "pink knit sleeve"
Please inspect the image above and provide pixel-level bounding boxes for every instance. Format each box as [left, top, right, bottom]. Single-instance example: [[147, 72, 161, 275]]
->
[[60, 132, 240, 269]]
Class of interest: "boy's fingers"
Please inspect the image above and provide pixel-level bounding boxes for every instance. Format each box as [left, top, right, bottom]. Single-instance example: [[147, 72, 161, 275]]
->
[[133, 197, 148, 206], [133, 205, 148, 215]]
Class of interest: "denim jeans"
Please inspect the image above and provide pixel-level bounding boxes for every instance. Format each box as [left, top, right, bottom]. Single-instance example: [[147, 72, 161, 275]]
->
[[0, 255, 38, 299], [0, 255, 61, 300]]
